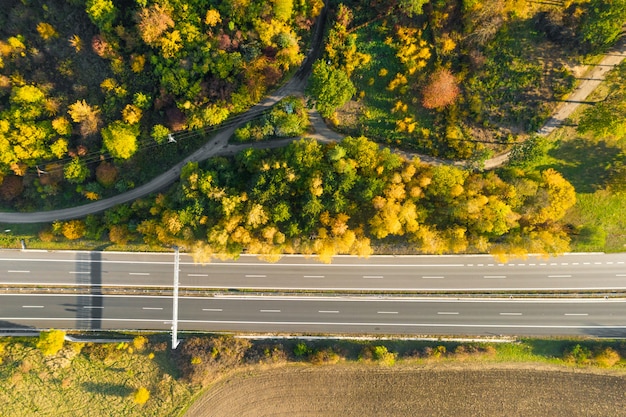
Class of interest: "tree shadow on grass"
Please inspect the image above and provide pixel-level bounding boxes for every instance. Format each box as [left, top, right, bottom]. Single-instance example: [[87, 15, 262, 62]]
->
[[82, 382, 133, 397], [540, 138, 622, 193], [523, 332, 626, 361]]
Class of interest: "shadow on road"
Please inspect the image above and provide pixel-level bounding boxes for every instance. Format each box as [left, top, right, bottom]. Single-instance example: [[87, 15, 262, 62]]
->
[[73, 252, 103, 330], [0, 320, 36, 331], [582, 325, 626, 338]]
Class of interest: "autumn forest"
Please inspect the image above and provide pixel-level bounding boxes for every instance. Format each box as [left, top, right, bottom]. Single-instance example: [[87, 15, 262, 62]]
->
[[1, 0, 626, 261]]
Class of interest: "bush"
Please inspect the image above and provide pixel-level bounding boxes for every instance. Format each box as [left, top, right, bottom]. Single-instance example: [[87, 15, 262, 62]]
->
[[132, 386, 150, 404], [424, 345, 447, 359], [361, 345, 397, 366], [293, 342, 311, 358], [61, 220, 86, 240], [595, 347, 621, 368], [36, 330, 66, 356], [132, 336, 148, 351], [372, 345, 396, 366], [309, 348, 341, 365], [564, 344, 592, 365], [38, 227, 56, 242]]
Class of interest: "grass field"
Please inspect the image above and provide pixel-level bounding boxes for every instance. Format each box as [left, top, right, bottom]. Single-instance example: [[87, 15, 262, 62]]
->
[[0, 334, 624, 417], [0, 335, 195, 417], [526, 78, 626, 252]]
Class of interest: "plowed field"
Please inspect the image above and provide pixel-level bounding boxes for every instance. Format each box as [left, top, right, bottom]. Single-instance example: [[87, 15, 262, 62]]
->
[[185, 364, 626, 417]]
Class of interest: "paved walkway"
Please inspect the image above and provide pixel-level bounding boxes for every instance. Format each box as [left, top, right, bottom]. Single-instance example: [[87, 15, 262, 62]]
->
[[1, 29, 624, 224]]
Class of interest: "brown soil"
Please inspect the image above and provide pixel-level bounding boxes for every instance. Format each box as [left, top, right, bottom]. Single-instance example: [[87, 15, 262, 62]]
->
[[185, 363, 626, 417]]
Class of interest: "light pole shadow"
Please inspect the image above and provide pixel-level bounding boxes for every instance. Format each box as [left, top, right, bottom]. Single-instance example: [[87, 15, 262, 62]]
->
[[74, 251, 103, 330]]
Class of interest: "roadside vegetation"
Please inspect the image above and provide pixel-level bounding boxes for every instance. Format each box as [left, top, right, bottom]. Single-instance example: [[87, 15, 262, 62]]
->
[[3, 135, 577, 262], [1, 331, 625, 416]]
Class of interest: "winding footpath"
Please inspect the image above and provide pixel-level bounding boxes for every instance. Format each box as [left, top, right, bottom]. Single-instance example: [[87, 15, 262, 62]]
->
[[1, 29, 625, 224]]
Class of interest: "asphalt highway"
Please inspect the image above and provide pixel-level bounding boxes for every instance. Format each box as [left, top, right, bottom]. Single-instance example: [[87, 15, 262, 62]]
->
[[1, 293, 625, 337], [1, 250, 625, 292]]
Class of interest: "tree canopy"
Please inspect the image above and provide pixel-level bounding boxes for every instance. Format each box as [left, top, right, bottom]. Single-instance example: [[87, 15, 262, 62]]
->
[[133, 137, 575, 263], [306, 60, 356, 118]]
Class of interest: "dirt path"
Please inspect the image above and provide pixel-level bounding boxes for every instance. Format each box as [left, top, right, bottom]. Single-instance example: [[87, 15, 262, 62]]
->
[[184, 363, 626, 417]]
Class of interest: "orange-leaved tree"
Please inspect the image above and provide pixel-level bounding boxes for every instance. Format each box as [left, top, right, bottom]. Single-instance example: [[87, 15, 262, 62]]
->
[[421, 68, 460, 109]]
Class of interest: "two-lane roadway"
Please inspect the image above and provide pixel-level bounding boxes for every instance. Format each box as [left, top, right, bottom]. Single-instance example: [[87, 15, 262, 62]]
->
[[1, 293, 625, 336], [1, 250, 625, 292]]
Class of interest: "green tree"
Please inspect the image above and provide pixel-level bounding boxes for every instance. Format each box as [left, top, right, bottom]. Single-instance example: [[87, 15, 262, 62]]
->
[[580, 0, 626, 50], [86, 0, 118, 31], [306, 60, 355, 118], [102, 121, 139, 159], [36, 329, 65, 356], [577, 100, 626, 139], [151, 124, 171, 144], [398, 0, 428, 17], [64, 158, 89, 184]]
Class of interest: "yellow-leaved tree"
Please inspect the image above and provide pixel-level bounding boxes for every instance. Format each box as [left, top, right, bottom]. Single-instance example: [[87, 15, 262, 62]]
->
[[101, 121, 139, 159]]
